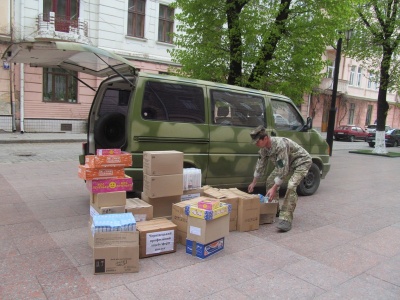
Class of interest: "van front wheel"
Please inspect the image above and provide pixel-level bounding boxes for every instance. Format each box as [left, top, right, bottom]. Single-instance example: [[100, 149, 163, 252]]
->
[[297, 163, 320, 196], [94, 113, 126, 148]]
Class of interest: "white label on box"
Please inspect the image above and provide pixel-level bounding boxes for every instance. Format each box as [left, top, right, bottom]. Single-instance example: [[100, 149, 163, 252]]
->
[[90, 205, 99, 217], [181, 193, 201, 201], [145, 230, 175, 255], [134, 214, 147, 222], [189, 226, 201, 236]]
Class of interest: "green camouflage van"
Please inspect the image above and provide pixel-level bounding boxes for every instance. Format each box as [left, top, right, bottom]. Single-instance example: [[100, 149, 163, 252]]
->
[[4, 42, 330, 195]]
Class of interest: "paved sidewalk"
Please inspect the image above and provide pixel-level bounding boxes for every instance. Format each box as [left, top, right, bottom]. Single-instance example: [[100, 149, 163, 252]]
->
[[0, 131, 86, 144]]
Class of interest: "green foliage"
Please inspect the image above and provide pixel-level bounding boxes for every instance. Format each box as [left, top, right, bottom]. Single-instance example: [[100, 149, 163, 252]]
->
[[169, 0, 355, 103]]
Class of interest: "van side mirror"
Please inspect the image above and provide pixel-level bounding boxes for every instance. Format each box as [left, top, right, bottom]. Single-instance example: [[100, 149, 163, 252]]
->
[[301, 117, 313, 131]]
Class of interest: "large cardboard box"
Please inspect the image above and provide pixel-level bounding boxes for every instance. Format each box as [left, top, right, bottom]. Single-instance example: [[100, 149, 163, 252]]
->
[[186, 237, 224, 259], [136, 218, 177, 258], [141, 192, 181, 218], [90, 204, 126, 218], [78, 165, 126, 180], [91, 231, 139, 274], [85, 152, 132, 168], [185, 202, 231, 221], [125, 198, 153, 222], [143, 174, 183, 198], [86, 176, 133, 194], [259, 202, 279, 224], [181, 188, 204, 201], [143, 150, 183, 175], [229, 188, 260, 232], [186, 214, 229, 244], [90, 191, 126, 208]]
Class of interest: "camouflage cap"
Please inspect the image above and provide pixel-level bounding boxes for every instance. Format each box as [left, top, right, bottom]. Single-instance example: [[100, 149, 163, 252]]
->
[[250, 125, 267, 144]]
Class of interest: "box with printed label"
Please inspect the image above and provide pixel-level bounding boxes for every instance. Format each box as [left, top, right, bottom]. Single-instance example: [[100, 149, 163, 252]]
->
[[136, 218, 177, 258], [143, 151, 183, 175], [96, 149, 122, 156], [186, 214, 229, 244], [92, 231, 139, 274], [141, 192, 181, 218], [78, 164, 126, 180], [125, 198, 153, 222], [85, 152, 132, 168], [86, 176, 133, 194], [181, 188, 203, 201], [185, 202, 232, 221], [90, 204, 126, 219], [143, 174, 183, 198], [186, 237, 224, 259], [229, 188, 260, 232], [90, 191, 126, 208], [259, 201, 279, 224], [197, 199, 220, 210]]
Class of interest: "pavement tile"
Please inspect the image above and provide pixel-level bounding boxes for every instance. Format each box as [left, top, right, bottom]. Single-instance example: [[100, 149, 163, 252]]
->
[[308, 243, 387, 276], [281, 258, 352, 291], [40, 214, 89, 233], [275, 225, 360, 256], [96, 285, 139, 299], [0, 278, 47, 300], [62, 243, 95, 268], [13, 232, 59, 254], [50, 227, 89, 247], [6, 220, 47, 238], [351, 226, 400, 257], [28, 202, 80, 220], [315, 273, 400, 299], [0, 238, 19, 257], [202, 287, 251, 299], [37, 267, 94, 300], [235, 269, 325, 299], [366, 254, 400, 286]]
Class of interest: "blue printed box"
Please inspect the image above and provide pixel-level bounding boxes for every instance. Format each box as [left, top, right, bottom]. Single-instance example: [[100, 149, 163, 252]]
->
[[184, 203, 232, 221], [186, 237, 224, 259]]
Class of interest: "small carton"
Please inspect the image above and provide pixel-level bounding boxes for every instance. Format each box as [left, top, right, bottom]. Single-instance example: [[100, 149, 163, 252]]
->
[[197, 199, 220, 210], [259, 201, 279, 224], [86, 176, 133, 194], [181, 188, 203, 201], [125, 198, 153, 222], [136, 218, 177, 258], [96, 149, 122, 156], [185, 202, 231, 221], [78, 165, 126, 180], [143, 174, 183, 198], [143, 151, 183, 175], [85, 152, 132, 168], [141, 192, 181, 218], [186, 214, 229, 244], [90, 191, 126, 208], [176, 229, 187, 246], [229, 188, 260, 232], [90, 204, 126, 219], [186, 237, 224, 259]]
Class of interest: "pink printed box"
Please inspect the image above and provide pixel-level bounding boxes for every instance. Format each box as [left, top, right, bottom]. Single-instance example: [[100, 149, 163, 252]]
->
[[96, 149, 122, 156], [85, 152, 132, 168], [86, 176, 133, 194]]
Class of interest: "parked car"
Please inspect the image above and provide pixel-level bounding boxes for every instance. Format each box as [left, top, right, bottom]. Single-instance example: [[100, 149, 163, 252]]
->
[[334, 125, 368, 142], [366, 128, 400, 147], [365, 124, 392, 133]]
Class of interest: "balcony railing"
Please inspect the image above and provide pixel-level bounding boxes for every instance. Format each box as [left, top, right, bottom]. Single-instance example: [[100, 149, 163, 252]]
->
[[36, 12, 90, 44], [318, 78, 348, 93]]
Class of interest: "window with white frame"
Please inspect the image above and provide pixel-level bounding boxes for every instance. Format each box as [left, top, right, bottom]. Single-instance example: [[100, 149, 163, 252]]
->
[[368, 74, 379, 90], [43, 67, 77, 103], [158, 4, 174, 43], [349, 66, 356, 85], [327, 61, 334, 78], [127, 0, 146, 38], [348, 103, 355, 124], [356, 66, 362, 87]]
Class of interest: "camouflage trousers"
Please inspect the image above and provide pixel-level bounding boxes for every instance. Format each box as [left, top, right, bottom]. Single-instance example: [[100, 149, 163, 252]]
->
[[266, 161, 312, 223]]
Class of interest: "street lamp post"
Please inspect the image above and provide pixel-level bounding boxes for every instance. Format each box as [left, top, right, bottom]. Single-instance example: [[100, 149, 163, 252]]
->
[[326, 30, 353, 156]]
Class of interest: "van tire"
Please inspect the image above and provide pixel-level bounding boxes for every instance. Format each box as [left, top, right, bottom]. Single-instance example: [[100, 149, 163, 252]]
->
[[94, 112, 126, 148], [297, 163, 320, 196]]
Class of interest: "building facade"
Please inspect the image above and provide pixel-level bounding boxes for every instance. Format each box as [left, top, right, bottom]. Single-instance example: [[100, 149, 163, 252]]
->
[[0, 0, 179, 133]]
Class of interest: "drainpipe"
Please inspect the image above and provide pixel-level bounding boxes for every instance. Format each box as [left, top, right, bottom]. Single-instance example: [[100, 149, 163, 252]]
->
[[20, 0, 25, 133], [10, 0, 16, 131]]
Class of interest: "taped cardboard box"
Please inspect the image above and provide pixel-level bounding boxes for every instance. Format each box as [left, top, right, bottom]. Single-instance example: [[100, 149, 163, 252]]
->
[[259, 202, 279, 224], [181, 188, 204, 201], [90, 204, 126, 219], [229, 188, 260, 232], [85, 152, 132, 168], [186, 237, 224, 259], [90, 191, 126, 208], [136, 218, 177, 258], [125, 198, 153, 222], [143, 150, 183, 175], [86, 176, 133, 194], [141, 192, 181, 218], [143, 174, 183, 198], [186, 213, 229, 244], [91, 231, 139, 274], [78, 165, 126, 180]]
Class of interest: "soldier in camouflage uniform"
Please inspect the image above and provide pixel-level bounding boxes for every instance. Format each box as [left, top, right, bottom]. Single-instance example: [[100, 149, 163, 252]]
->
[[248, 126, 312, 232]]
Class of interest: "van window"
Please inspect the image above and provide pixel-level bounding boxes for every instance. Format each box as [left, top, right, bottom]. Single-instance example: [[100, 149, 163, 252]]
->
[[271, 99, 303, 131], [99, 89, 130, 117], [141, 81, 205, 123], [210, 90, 265, 127]]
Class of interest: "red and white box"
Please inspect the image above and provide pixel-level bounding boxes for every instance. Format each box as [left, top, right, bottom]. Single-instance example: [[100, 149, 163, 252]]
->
[[78, 165, 125, 180], [96, 149, 122, 156], [86, 176, 133, 194], [85, 152, 132, 168]]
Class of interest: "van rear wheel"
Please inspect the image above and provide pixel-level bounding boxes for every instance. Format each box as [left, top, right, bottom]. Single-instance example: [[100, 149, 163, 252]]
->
[[297, 163, 320, 196], [94, 112, 126, 149]]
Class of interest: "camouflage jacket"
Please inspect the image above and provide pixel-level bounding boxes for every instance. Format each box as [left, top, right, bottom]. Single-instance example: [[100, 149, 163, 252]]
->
[[253, 137, 312, 184]]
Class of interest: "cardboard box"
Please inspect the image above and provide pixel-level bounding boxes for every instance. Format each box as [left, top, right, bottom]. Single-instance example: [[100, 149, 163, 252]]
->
[[186, 214, 229, 244], [186, 237, 224, 259], [96, 149, 122, 156], [90, 191, 126, 208], [85, 152, 132, 168], [185, 202, 232, 221], [181, 188, 203, 201], [143, 150, 183, 175], [197, 199, 220, 210], [171, 197, 207, 234], [90, 204, 126, 218], [136, 218, 177, 258], [229, 188, 260, 232], [143, 174, 183, 198], [176, 229, 187, 246], [86, 176, 133, 194], [125, 198, 153, 221], [259, 202, 279, 224], [78, 165, 126, 180], [141, 192, 181, 218], [91, 231, 139, 274]]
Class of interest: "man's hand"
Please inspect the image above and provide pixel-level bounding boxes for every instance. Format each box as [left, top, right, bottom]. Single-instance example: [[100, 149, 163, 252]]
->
[[248, 180, 257, 193], [266, 184, 279, 201]]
